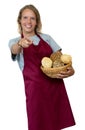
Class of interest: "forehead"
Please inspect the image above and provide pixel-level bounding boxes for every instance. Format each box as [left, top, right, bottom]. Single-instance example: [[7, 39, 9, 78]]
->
[[22, 9, 36, 17]]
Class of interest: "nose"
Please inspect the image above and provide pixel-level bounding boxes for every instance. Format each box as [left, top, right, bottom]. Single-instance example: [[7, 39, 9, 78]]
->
[[27, 17, 31, 23]]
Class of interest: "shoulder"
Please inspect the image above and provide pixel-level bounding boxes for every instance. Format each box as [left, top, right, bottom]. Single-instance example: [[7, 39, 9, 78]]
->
[[39, 33, 57, 45], [39, 33, 57, 44], [39, 33, 62, 52], [8, 36, 21, 48], [9, 36, 21, 43], [39, 33, 52, 40]]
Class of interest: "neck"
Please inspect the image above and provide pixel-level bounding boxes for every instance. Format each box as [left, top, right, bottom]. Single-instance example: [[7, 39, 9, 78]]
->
[[22, 31, 36, 38]]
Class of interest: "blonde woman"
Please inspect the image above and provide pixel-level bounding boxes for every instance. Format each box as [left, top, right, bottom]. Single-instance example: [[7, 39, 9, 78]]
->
[[8, 4, 75, 130]]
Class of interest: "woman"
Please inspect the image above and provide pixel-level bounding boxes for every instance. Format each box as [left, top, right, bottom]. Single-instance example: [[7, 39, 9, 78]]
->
[[8, 4, 75, 130]]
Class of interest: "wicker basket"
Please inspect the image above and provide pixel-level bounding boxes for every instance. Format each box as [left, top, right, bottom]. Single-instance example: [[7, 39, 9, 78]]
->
[[40, 51, 72, 78], [41, 62, 72, 78]]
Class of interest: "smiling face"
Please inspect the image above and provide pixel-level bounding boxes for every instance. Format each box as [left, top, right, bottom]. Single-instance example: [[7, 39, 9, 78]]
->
[[17, 5, 42, 35], [20, 9, 37, 36]]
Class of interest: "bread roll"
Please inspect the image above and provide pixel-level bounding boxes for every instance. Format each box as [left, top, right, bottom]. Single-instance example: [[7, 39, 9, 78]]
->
[[50, 51, 62, 62], [60, 54, 72, 64], [41, 57, 52, 68], [53, 60, 64, 67]]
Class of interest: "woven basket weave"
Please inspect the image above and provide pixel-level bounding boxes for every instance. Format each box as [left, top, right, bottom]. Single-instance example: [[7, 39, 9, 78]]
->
[[40, 51, 72, 78], [41, 62, 72, 78]]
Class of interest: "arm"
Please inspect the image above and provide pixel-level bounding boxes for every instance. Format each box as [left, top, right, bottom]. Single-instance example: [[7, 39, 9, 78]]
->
[[11, 41, 22, 54], [11, 37, 33, 54]]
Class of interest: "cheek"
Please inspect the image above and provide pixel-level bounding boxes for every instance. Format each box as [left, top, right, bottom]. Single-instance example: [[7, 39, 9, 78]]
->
[[33, 22, 37, 28], [32, 20, 37, 25], [21, 22, 26, 28], [20, 19, 26, 24]]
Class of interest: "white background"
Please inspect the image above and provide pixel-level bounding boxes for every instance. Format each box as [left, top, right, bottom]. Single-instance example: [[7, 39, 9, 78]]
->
[[0, 0, 85, 130]]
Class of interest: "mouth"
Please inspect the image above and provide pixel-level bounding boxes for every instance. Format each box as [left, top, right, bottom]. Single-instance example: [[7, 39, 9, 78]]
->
[[25, 24, 32, 29]]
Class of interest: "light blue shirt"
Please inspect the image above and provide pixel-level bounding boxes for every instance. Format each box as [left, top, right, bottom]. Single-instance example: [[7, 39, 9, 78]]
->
[[8, 33, 61, 71]]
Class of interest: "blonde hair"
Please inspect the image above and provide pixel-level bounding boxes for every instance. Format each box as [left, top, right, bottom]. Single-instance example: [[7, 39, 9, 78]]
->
[[17, 4, 42, 34]]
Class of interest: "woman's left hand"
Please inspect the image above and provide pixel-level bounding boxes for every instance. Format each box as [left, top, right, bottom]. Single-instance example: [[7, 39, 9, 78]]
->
[[55, 66, 75, 79]]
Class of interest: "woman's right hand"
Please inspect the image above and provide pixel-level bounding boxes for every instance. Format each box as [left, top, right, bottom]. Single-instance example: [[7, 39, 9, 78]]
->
[[18, 38, 33, 48]]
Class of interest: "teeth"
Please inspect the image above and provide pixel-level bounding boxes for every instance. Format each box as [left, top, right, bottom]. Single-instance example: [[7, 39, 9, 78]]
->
[[26, 25, 31, 28]]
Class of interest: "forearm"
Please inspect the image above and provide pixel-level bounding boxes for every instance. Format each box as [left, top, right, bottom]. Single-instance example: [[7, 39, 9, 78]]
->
[[11, 42, 22, 54]]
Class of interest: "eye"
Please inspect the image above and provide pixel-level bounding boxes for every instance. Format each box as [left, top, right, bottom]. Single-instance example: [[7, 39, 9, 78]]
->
[[22, 16, 28, 20], [30, 17, 36, 20]]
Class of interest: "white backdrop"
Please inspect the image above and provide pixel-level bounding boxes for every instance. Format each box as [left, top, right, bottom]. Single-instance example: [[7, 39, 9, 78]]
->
[[0, 0, 85, 130]]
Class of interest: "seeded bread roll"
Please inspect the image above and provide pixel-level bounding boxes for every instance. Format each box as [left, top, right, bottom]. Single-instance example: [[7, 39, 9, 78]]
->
[[41, 57, 52, 68], [50, 51, 62, 62], [53, 60, 64, 68]]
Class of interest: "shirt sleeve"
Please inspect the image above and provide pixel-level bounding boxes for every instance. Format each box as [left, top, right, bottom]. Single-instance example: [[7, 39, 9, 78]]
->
[[41, 33, 62, 52], [46, 35, 62, 52], [8, 37, 20, 61]]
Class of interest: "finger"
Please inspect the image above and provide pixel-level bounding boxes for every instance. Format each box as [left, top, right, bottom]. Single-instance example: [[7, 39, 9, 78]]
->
[[55, 73, 65, 78], [22, 39, 32, 47], [59, 70, 68, 75], [25, 38, 33, 43], [55, 72, 70, 78]]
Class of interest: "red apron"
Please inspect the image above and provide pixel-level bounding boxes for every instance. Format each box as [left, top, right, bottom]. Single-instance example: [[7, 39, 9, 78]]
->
[[22, 34, 75, 130]]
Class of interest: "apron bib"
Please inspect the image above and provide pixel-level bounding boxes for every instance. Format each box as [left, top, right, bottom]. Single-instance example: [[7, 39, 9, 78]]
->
[[22, 34, 75, 130]]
